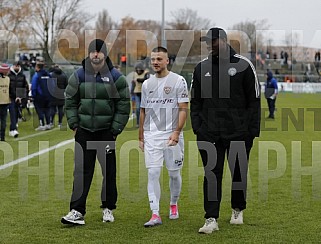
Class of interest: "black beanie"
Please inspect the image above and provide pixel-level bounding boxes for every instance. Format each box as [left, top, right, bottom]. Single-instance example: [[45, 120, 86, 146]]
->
[[88, 39, 108, 56]]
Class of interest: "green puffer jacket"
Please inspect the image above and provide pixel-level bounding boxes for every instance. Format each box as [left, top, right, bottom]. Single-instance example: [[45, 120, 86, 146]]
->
[[65, 57, 130, 135]]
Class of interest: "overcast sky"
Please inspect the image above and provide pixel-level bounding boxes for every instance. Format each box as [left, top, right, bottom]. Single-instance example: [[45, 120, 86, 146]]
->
[[82, 0, 321, 48]]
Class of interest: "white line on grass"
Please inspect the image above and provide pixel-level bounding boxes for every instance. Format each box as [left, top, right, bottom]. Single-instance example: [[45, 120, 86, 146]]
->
[[14, 127, 60, 141], [0, 139, 74, 171], [2, 115, 134, 170]]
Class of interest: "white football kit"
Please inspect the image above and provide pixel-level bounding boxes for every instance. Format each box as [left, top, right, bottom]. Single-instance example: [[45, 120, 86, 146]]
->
[[141, 71, 189, 169]]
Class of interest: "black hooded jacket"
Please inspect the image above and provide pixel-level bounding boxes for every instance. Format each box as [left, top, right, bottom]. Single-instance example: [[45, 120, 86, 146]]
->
[[190, 46, 261, 141], [50, 67, 68, 106]]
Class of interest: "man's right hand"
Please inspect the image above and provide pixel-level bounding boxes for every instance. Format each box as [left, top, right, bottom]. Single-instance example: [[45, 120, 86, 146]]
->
[[139, 140, 144, 152]]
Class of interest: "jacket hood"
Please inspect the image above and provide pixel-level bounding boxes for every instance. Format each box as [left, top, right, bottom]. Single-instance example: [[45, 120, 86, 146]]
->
[[82, 56, 114, 74], [10, 66, 22, 75], [52, 67, 63, 75], [267, 70, 273, 80]]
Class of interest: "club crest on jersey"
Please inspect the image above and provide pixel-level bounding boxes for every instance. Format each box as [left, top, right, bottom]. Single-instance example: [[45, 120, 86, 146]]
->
[[228, 67, 237, 76], [164, 86, 171, 94]]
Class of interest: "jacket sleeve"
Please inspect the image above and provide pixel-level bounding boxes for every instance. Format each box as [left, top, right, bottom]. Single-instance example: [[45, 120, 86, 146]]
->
[[65, 72, 80, 130], [111, 75, 130, 135], [31, 73, 38, 98], [24, 76, 29, 98], [190, 64, 203, 134], [244, 64, 261, 138]]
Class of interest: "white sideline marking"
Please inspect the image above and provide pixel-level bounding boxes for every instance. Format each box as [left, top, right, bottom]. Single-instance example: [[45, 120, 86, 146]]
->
[[14, 128, 60, 141], [2, 115, 134, 170], [0, 139, 74, 171]]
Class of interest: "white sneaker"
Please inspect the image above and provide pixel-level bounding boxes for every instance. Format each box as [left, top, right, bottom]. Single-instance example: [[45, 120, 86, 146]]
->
[[35, 125, 46, 131], [198, 218, 219, 234], [230, 209, 243, 224], [61, 209, 85, 225], [9, 130, 19, 138], [102, 208, 114, 222], [46, 124, 54, 130]]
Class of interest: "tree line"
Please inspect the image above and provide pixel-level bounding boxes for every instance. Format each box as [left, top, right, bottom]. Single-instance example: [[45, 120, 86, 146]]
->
[[0, 0, 270, 65]]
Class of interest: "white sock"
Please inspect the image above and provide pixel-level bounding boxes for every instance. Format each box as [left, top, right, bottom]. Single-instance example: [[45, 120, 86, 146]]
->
[[169, 169, 182, 205], [147, 167, 161, 216]]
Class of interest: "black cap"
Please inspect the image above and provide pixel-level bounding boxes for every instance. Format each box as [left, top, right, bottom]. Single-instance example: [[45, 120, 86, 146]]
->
[[88, 39, 108, 56], [200, 27, 227, 42]]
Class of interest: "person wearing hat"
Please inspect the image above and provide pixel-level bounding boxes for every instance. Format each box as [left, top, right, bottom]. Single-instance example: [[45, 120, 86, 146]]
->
[[0, 64, 11, 141], [62, 39, 130, 225], [190, 27, 261, 233]]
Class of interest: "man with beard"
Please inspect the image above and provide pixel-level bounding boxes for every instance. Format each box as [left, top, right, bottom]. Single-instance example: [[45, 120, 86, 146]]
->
[[190, 27, 261, 234], [62, 39, 130, 225]]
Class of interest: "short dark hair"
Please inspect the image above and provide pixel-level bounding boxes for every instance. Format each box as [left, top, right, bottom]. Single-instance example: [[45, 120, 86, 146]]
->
[[36, 62, 44, 70], [152, 46, 168, 53]]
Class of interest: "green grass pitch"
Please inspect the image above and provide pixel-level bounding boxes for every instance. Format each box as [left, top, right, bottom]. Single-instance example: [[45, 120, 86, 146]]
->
[[0, 92, 320, 243]]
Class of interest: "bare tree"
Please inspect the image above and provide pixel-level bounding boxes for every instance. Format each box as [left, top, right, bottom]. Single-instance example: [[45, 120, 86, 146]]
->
[[167, 8, 212, 30], [230, 19, 270, 60], [27, 0, 90, 63], [0, 0, 29, 60], [95, 9, 116, 39]]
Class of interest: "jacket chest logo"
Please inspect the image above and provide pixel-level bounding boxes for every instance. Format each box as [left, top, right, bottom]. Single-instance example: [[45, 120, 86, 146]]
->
[[164, 86, 171, 94], [101, 77, 110, 82], [228, 67, 237, 76]]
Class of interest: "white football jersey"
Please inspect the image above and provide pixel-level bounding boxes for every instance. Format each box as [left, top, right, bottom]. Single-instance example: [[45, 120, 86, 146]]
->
[[141, 71, 189, 139]]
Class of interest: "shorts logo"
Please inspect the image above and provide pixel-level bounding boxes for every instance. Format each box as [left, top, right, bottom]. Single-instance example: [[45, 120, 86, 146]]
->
[[228, 67, 237, 76], [175, 159, 182, 166], [164, 86, 171, 94]]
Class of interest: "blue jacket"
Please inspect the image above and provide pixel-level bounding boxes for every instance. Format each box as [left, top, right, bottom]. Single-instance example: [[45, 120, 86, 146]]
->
[[31, 69, 52, 100], [264, 71, 278, 98]]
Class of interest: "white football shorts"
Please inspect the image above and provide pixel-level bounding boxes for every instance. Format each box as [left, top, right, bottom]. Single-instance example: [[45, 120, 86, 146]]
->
[[144, 138, 184, 170]]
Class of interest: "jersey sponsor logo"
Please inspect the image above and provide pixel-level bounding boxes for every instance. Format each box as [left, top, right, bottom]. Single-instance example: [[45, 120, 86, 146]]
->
[[228, 67, 237, 76], [146, 98, 174, 104], [164, 86, 171, 94]]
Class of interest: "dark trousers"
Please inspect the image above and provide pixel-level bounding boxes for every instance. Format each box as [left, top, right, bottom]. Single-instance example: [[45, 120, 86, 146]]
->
[[34, 99, 51, 126], [267, 98, 276, 118], [8, 100, 18, 131], [70, 128, 117, 215], [197, 134, 253, 219], [50, 105, 64, 124], [0, 104, 8, 141]]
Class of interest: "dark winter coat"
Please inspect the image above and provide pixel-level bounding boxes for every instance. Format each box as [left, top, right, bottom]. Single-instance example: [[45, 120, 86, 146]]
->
[[50, 67, 68, 106], [8, 67, 29, 100], [65, 57, 130, 135], [190, 46, 261, 141]]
